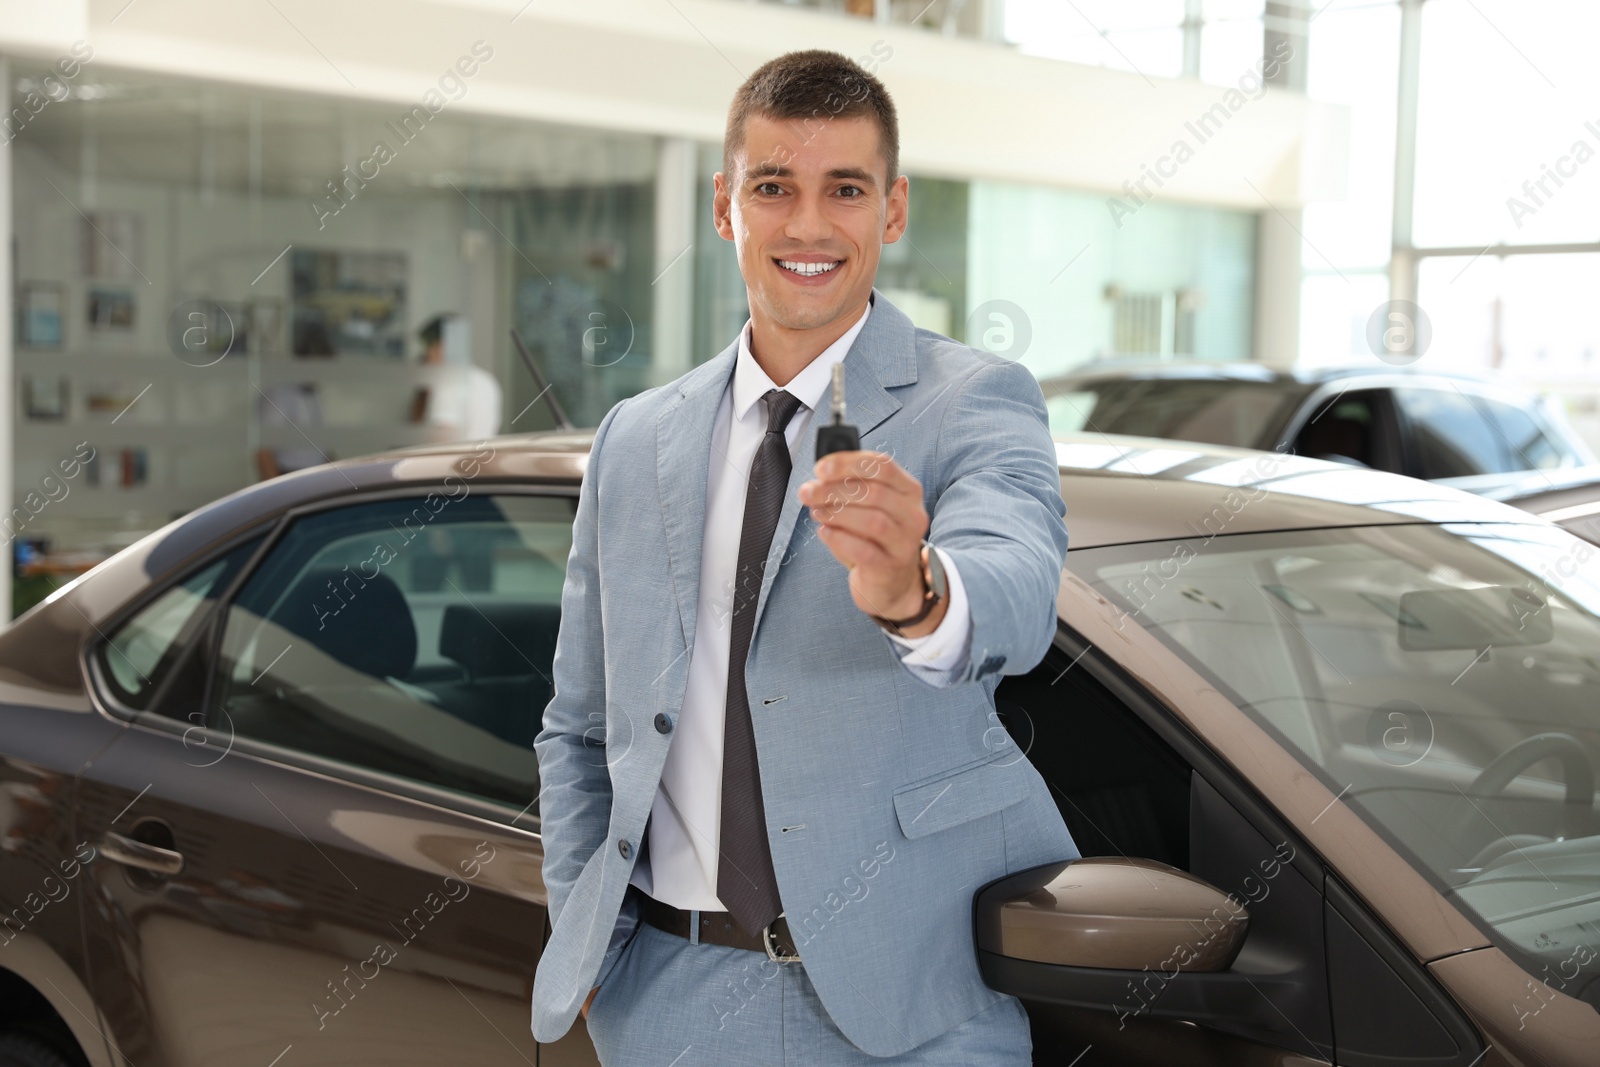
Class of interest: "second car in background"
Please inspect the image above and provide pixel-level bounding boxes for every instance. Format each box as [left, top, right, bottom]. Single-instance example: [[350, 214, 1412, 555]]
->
[[1040, 362, 1595, 497]]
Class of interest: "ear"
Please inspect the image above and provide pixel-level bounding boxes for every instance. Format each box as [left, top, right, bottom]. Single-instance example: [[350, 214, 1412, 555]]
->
[[712, 171, 735, 242], [882, 174, 910, 244]]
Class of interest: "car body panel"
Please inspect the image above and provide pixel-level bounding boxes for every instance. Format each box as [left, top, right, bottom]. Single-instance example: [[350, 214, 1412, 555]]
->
[[1429, 947, 1600, 1066]]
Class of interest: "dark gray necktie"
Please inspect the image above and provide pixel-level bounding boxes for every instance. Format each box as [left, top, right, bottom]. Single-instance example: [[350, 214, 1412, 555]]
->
[[718, 387, 804, 936]]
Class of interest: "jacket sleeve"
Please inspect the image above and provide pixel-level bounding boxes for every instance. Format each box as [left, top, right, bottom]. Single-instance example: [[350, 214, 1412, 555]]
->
[[533, 398, 628, 936], [925, 357, 1068, 685]]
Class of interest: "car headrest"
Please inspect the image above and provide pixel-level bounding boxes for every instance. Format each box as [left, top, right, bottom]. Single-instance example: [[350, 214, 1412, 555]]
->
[[278, 566, 417, 680], [439, 602, 560, 680]]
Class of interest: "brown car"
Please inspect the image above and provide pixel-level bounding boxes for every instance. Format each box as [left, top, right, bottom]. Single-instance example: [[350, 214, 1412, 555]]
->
[[1, 429, 1597, 1066]]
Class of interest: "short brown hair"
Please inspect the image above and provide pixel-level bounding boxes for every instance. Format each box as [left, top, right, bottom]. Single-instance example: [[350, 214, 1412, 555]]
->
[[723, 49, 899, 185]]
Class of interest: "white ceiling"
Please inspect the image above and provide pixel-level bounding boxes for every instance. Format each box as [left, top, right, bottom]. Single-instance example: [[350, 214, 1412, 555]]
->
[[9, 66, 660, 195]]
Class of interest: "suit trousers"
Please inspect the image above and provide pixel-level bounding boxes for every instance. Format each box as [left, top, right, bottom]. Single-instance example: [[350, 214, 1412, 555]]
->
[[582, 887, 1033, 1065]]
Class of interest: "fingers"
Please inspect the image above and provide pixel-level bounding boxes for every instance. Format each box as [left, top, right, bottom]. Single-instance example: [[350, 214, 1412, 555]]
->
[[799, 450, 926, 560], [810, 494, 924, 559], [811, 450, 919, 497]]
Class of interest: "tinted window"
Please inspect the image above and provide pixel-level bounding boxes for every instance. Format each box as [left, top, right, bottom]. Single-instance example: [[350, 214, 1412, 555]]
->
[[1045, 378, 1302, 449], [1396, 387, 1515, 477], [98, 537, 262, 711], [208, 492, 574, 809], [1482, 396, 1563, 470], [1293, 391, 1386, 470]]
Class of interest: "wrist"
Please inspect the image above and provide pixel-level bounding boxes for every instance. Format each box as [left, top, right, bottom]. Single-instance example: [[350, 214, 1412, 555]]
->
[[891, 593, 949, 638], [871, 540, 946, 636]]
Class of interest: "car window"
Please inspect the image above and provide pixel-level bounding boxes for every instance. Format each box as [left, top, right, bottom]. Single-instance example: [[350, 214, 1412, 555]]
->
[[1067, 522, 1600, 1009], [1480, 396, 1563, 471], [207, 492, 574, 811], [1396, 387, 1519, 477], [1292, 390, 1388, 471], [1043, 378, 1302, 449], [98, 537, 263, 711]]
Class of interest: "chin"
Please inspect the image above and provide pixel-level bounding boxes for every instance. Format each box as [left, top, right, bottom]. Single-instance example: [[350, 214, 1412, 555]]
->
[[768, 303, 846, 332]]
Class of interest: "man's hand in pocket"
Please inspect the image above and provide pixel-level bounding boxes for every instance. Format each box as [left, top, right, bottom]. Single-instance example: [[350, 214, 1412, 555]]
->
[[581, 984, 600, 1021]]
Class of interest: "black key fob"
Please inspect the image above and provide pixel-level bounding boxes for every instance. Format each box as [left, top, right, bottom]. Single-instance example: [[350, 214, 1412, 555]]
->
[[816, 423, 860, 457], [815, 363, 860, 458]]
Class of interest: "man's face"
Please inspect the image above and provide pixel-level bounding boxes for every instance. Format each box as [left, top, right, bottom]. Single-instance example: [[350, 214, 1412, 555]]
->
[[713, 113, 909, 336]]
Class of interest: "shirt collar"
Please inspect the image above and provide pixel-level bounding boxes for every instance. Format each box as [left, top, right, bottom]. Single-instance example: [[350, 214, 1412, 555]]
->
[[732, 298, 873, 423]]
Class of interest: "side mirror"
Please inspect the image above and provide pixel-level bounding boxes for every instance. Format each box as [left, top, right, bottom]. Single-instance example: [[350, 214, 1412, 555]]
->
[[975, 856, 1248, 973]]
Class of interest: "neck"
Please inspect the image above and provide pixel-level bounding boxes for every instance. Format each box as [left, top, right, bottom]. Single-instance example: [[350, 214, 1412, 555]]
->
[[747, 297, 868, 386]]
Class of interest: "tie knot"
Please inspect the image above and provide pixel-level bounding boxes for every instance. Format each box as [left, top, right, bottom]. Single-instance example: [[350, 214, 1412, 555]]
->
[[760, 389, 804, 435]]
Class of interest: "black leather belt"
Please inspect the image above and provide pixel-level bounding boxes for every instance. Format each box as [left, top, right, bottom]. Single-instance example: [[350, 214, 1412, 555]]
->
[[635, 887, 802, 961]]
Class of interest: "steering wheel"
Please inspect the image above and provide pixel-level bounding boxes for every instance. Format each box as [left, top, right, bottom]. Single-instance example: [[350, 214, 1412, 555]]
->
[[1455, 734, 1597, 860]]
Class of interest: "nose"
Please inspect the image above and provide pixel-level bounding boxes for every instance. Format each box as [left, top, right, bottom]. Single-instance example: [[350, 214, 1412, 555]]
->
[[783, 187, 832, 245]]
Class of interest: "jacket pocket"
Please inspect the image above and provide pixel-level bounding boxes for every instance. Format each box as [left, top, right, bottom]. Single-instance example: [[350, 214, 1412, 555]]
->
[[891, 748, 1034, 840]]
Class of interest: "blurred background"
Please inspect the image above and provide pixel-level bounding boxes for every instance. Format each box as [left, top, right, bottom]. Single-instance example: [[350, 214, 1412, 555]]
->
[[2, 0, 1597, 618]]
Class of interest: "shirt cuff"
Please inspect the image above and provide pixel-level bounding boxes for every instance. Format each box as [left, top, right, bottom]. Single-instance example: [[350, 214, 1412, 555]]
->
[[883, 546, 971, 683]]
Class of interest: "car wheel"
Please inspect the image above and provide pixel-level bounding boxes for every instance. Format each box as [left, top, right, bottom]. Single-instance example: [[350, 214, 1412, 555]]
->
[[0, 1033, 79, 1067]]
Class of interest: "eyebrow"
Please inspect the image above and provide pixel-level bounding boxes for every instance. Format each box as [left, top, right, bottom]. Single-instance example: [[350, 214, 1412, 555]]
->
[[746, 165, 879, 187]]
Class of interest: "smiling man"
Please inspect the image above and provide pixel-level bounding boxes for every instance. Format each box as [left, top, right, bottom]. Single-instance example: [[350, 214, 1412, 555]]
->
[[531, 50, 1078, 1064]]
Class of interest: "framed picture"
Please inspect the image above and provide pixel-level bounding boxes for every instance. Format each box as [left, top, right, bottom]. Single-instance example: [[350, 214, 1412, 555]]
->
[[87, 288, 136, 332], [18, 283, 64, 348], [290, 249, 407, 358], [22, 375, 69, 420], [249, 298, 286, 356], [81, 211, 144, 280]]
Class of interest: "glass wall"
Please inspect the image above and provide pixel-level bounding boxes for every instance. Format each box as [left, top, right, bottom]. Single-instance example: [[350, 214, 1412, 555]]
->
[[1410, 0, 1600, 445], [8, 63, 657, 615], [1295, 0, 1401, 369], [1004, 0, 1269, 87], [968, 181, 1257, 380]]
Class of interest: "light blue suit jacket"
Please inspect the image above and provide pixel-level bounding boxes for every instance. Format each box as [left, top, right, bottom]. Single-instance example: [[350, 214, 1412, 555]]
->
[[530, 290, 1078, 1055]]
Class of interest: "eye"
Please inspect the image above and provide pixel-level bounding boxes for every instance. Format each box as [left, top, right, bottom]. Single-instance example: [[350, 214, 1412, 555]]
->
[[754, 181, 784, 197], [836, 184, 864, 198]]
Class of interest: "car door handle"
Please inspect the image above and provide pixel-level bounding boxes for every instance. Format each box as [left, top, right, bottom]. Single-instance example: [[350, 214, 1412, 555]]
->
[[98, 831, 185, 877]]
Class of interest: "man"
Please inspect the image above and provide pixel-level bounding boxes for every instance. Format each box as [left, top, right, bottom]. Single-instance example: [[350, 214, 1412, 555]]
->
[[531, 49, 1077, 1064], [416, 312, 503, 442]]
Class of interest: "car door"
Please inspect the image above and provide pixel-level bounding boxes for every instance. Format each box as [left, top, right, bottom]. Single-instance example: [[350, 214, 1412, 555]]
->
[[75, 488, 603, 1067], [989, 638, 1486, 1066]]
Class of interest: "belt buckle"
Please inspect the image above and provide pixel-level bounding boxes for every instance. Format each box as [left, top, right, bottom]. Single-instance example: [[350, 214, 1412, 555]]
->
[[762, 915, 801, 963]]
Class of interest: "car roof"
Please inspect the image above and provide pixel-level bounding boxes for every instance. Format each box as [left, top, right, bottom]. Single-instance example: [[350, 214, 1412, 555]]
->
[[137, 428, 1539, 582], [1038, 359, 1491, 389]]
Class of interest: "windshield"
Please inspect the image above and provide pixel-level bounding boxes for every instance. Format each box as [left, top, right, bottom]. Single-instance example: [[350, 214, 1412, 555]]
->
[[1067, 521, 1600, 1009], [1044, 377, 1304, 449]]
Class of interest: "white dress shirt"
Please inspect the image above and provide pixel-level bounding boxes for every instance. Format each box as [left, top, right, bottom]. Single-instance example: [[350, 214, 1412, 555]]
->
[[627, 299, 973, 910]]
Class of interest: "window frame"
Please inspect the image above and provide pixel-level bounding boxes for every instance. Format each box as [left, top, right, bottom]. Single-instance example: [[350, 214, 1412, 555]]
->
[[86, 522, 277, 722], [84, 481, 580, 833]]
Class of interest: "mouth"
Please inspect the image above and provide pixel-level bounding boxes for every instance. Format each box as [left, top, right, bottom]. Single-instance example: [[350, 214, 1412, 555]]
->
[[775, 257, 843, 280]]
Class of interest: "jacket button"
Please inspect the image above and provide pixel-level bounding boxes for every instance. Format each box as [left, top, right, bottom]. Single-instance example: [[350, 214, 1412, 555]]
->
[[618, 839, 631, 859], [654, 713, 672, 734]]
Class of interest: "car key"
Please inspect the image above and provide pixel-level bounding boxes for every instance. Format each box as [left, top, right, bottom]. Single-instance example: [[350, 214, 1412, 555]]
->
[[815, 362, 860, 458]]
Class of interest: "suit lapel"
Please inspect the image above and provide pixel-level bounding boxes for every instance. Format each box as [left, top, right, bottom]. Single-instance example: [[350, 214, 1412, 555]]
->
[[749, 290, 921, 638], [656, 342, 738, 654]]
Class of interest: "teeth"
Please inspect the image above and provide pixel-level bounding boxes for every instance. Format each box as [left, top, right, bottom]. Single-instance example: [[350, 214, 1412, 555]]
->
[[779, 259, 839, 276]]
